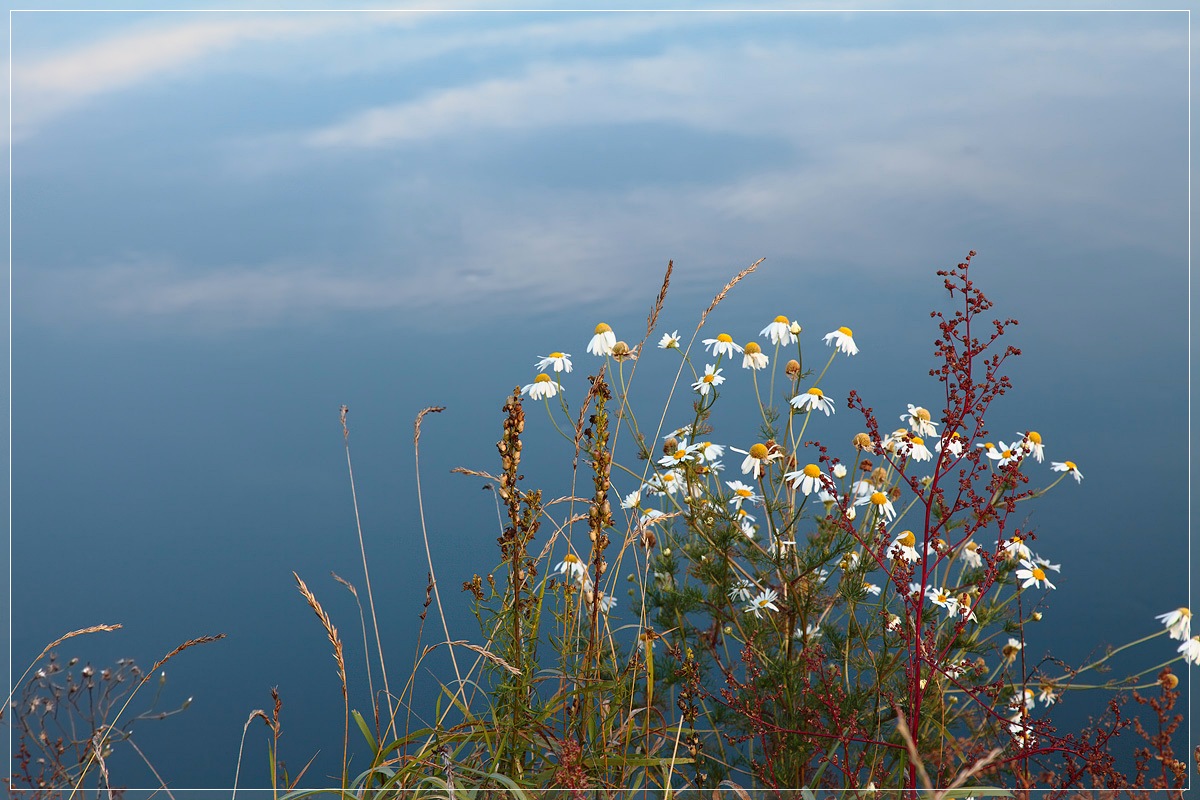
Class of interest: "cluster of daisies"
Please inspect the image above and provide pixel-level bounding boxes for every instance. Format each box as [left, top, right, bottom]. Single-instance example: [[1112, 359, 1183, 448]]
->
[[519, 317, 859, 404], [522, 316, 1089, 628]]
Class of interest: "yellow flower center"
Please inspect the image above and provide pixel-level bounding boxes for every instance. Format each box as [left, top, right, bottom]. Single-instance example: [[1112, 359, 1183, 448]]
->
[[773, 315, 789, 324], [534, 373, 551, 383], [1032, 567, 1046, 581], [662, 473, 676, 482], [749, 443, 769, 459], [1028, 431, 1042, 444], [807, 387, 824, 398], [701, 442, 712, 450], [737, 508, 749, 517], [736, 488, 752, 498], [898, 531, 915, 547], [703, 374, 717, 383], [950, 432, 961, 439], [912, 437, 924, 446], [744, 341, 762, 355], [548, 351, 564, 358], [563, 553, 580, 564], [966, 541, 979, 552], [673, 449, 687, 460], [803, 464, 822, 478], [983, 442, 995, 451], [1001, 449, 1014, 459], [594, 323, 612, 334], [1064, 460, 1077, 470], [870, 492, 887, 506], [837, 326, 853, 336], [717, 333, 733, 343], [915, 407, 931, 421]]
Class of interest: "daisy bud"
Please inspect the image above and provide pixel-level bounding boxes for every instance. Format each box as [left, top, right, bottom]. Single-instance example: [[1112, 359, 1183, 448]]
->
[[853, 433, 873, 450], [785, 359, 801, 378], [723, 625, 733, 635], [789, 321, 803, 335], [1031, 611, 1043, 621]]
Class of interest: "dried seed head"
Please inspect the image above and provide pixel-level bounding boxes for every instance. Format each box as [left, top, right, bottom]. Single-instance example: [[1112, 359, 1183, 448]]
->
[[853, 433, 872, 450], [663, 437, 678, 455], [1160, 670, 1179, 690], [785, 359, 800, 377], [870, 467, 888, 486]]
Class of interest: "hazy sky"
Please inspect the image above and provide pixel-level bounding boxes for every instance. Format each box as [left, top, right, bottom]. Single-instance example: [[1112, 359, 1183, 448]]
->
[[8, 8, 1192, 791]]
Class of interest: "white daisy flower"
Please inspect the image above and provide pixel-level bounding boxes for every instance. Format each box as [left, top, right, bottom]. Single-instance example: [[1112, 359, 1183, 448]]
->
[[596, 592, 616, 614], [1033, 554, 1061, 573], [794, 621, 822, 641], [741, 341, 769, 370], [823, 326, 859, 356], [658, 330, 682, 349], [890, 530, 920, 562], [863, 582, 882, 596], [926, 586, 960, 616], [695, 441, 725, 462], [959, 540, 984, 569], [735, 508, 758, 538], [850, 479, 874, 500], [856, 491, 896, 523], [767, 536, 796, 557], [744, 588, 780, 618], [587, 323, 617, 356], [692, 364, 725, 396], [1016, 559, 1056, 590], [901, 405, 939, 438], [1037, 684, 1059, 706], [522, 373, 562, 400], [790, 386, 836, 415], [936, 431, 965, 458], [725, 480, 761, 509], [1009, 688, 1036, 712], [1001, 535, 1032, 561], [987, 441, 1023, 468], [1051, 460, 1084, 483], [659, 439, 701, 468], [728, 579, 756, 602], [1177, 636, 1200, 665], [535, 352, 573, 373], [648, 470, 683, 495], [908, 581, 924, 598], [731, 443, 779, 479], [1018, 430, 1045, 462], [702, 333, 743, 359], [620, 489, 642, 510], [906, 437, 933, 462], [760, 315, 798, 346], [886, 614, 903, 632], [1156, 608, 1192, 641], [639, 508, 666, 528], [785, 463, 827, 496], [1002, 637, 1023, 660], [555, 552, 587, 581]]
